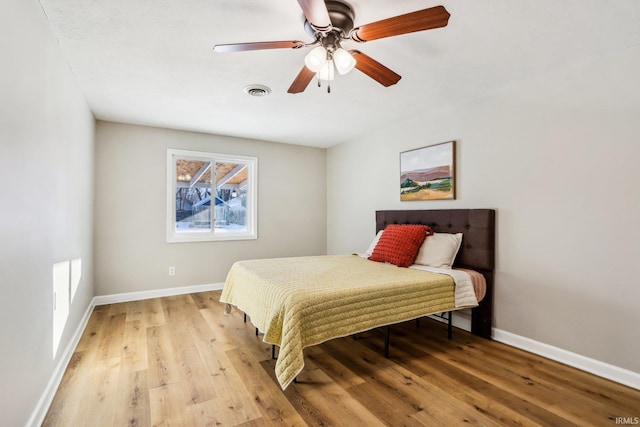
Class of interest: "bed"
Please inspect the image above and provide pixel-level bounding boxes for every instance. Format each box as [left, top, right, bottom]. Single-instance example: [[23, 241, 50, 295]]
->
[[220, 209, 495, 389]]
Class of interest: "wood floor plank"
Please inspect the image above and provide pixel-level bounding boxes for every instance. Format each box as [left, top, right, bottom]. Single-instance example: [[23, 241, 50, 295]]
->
[[108, 301, 128, 316], [125, 300, 144, 322], [398, 319, 640, 420], [319, 339, 434, 427], [200, 301, 274, 362], [98, 312, 126, 362], [112, 369, 150, 427], [44, 306, 115, 426], [234, 417, 276, 427], [189, 354, 263, 426], [163, 295, 218, 405], [304, 344, 366, 389], [191, 316, 263, 425], [186, 398, 233, 426], [41, 351, 87, 426], [429, 324, 640, 414], [43, 291, 640, 426], [149, 382, 193, 426], [191, 291, 220, 310], [261, 355, 387, 427], [142, 297, 166, 328], [259, 358, 335, 427], [322, 337, 524, 427], [359, 336, 562, 426], [225, 348, 309, 426], [74, 356, 121, 426], [74, 305, 107, 353], [319, 336, 505, 427], [392, 326, 623, 425], [146, 325, 180, 389], [122, 319, 148, 372], [472, 337, 640, 414]]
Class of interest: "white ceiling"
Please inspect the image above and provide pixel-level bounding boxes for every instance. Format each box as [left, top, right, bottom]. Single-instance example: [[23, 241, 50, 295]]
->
[[40, 0, 640, 148]]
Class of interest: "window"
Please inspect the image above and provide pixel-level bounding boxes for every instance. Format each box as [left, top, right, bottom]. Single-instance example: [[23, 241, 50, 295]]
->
[[166, 149, 257, 242]]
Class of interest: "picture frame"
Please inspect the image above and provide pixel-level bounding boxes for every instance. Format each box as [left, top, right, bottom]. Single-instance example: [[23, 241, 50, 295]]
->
[[400, 141, 456, 201]]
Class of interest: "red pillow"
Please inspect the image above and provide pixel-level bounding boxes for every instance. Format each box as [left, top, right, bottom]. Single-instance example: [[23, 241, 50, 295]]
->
[[368, 224, 433, 267]]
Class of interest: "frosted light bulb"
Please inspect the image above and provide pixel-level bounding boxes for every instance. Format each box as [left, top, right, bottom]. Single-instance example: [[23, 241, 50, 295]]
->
[[304, 46, 327, 72], [317, 59, 335, 81], [333, 48, 356, 75]]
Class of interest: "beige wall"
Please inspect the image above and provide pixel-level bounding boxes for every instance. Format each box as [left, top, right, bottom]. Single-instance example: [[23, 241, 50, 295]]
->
[[94, 121, 327, 295], [0, 1, 95, 425], [327, 46, 640, 374]]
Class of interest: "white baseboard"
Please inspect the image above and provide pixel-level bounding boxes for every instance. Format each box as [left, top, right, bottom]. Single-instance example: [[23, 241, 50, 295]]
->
[[492, 328, 640, 391], [27, 282, 224, 427], [93, 282, 225, 305]]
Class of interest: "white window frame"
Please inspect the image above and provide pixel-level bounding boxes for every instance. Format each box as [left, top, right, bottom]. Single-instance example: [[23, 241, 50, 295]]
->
[[166, 148, 258, 243]]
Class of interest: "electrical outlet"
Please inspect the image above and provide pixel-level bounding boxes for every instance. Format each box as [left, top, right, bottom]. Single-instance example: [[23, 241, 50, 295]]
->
[[169, 266, 176, 276]]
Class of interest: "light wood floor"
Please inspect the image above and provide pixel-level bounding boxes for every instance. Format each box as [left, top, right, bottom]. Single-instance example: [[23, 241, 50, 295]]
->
[[43, 291, 639, 426]]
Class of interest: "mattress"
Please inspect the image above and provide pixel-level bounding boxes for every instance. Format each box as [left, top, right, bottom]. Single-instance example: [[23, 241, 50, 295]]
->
[[219, 254, 478, 389]]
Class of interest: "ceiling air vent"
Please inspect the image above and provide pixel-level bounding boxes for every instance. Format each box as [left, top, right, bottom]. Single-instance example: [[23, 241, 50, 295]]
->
[[243, 85, 271, 97]]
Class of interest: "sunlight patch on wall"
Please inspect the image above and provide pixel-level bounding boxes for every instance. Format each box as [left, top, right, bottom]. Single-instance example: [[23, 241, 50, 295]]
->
[[70, 258, 82, 303], [52, 261, 70, 358]]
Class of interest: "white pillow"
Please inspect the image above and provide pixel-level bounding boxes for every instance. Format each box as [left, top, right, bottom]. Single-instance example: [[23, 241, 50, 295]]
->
[[414, 232, 463, 269], [365, 230, 384, 256]]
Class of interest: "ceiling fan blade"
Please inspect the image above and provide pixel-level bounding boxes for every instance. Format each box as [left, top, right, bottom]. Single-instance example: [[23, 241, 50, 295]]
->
[[350, 50, 401, 87], [287, 66, 316, 94], [213, 40, 305, 53], [297, 0, 332, 32], [351, 6, 450, 42]]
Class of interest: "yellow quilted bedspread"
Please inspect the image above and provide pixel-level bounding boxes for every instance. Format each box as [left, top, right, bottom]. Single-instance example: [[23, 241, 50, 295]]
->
[[219, 255, 457, 389]]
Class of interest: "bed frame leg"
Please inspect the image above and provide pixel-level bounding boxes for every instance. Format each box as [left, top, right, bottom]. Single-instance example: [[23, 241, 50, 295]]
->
[[294, 377, 298, 384], [244, 313, 247, 323], [272, 345, 277, 360], [384, 325, 390, 358], [255, 327, 259, 336], [448, 311, 453, 339]]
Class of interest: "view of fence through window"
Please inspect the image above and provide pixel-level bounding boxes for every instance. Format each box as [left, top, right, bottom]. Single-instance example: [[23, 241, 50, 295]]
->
[[175, 159, 248, 233]]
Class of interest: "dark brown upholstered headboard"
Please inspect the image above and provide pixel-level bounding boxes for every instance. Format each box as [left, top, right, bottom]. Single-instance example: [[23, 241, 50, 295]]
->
[[376, 209, 496, 338]]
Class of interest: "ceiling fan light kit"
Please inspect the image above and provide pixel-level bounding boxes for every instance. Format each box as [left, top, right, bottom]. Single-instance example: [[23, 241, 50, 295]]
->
[[304, 46, 354, 81], [213, 0, 450, 94]]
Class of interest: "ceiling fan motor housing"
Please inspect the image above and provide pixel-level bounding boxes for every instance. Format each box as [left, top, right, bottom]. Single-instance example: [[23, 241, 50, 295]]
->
[[304, 0, 355, 38]]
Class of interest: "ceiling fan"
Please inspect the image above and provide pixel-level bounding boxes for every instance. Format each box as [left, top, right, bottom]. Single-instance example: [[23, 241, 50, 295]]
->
[[213, 0, 450, 93]]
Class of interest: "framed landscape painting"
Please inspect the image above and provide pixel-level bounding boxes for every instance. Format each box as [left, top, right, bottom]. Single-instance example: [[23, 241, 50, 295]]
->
[[400, 141, 456, 201]]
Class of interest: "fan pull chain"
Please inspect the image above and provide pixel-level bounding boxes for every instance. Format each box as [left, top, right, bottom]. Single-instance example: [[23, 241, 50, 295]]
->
[[315, 78, 331, 93]]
